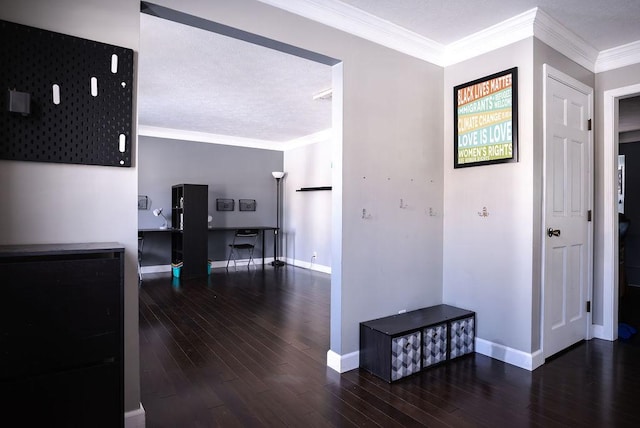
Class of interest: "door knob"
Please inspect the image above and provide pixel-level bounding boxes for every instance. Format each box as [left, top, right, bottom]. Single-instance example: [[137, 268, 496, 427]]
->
[[547, 228, 561, 237]]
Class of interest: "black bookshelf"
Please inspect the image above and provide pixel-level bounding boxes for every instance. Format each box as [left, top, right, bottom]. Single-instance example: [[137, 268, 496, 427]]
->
[[171, 184, 208, 278]]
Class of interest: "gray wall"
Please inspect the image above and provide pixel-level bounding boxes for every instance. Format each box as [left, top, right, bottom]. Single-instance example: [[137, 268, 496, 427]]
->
[[0, 0, 141, 413], [443, 38, 596, 358], [443, 39, 536, 354], [284, 139, 333, 271], [138, 135, 282, 264]]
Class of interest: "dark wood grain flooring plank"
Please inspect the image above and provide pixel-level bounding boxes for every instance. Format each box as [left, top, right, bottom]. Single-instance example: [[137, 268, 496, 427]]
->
[[140, 269, 640, 427]]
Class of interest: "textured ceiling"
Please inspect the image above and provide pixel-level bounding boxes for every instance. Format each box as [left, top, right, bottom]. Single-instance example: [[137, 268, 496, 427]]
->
[[138, 1, 640, 146], [138, 13, 332, 143]]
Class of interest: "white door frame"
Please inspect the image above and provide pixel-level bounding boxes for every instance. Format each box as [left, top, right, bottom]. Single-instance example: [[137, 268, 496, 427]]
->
[[541, 64, 594, 356], [598, 83, 640, 340]]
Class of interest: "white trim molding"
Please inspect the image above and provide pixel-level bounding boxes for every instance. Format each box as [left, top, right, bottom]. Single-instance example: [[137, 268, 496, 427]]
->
[[328, 340, 545, 374], [533, 9, 598, 71], [257, 0, 444, 65], [125, 403, 145, 428], [141, 260, 275, 275], [139, 125, 333, 152], [142, 260, 330, 274], [600, 83, 640, 341], [257, 1, 639, 72], [475, 338, 545, 371], [596, 40, 640, 73], [444, 8, 536, 66], [285, 257, 331, 274], [138, 125, 283, 151], [327, 337, 544, 373], [140, 264, 171, 275], [327, 349, 359, 373], [280, 128, 332, 151]]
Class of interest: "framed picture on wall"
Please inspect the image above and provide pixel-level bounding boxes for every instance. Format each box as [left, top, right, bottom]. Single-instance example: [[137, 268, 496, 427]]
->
[[137, 195, 149, 210], [239, 199, 256, 211], [454, 67, 518, 168], [216, 198, 234, 211]]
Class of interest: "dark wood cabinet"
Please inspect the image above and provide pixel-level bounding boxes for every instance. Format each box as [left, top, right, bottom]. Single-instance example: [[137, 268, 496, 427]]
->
[[0, 242, 124, 427], [172, 184, 208, 278], [360, 304, 475, 382]]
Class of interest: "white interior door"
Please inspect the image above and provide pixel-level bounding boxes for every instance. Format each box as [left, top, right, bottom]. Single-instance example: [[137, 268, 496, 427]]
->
[[543, 65, 593, 359]]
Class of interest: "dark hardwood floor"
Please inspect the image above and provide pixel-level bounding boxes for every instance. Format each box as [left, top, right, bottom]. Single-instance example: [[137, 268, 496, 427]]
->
[[140, 267, 640, 427]]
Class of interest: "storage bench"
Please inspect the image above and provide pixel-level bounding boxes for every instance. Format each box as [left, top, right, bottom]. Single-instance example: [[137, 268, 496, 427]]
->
[[359, 304, 475, 382]]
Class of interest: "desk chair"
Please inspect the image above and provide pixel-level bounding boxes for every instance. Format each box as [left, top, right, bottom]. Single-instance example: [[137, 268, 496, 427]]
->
[[226, 229, 259, 271]]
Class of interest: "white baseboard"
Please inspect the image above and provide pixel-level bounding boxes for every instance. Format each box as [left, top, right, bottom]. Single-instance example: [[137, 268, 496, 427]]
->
[[286, 257, 331, 274], [327, 349, 359, 373], [140, 265, 171, 274], [475, 338, 544, 371], [210, 258, 270, 269], [592, 324, 617, 341], [142, 259, 330, 274], [327, 340, 543, 375], [125, 403, 145, 428], [141, 259, 272, 274]]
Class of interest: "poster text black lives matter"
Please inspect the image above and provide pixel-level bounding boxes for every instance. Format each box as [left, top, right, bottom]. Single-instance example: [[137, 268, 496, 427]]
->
[[454, 67, 518, 168]]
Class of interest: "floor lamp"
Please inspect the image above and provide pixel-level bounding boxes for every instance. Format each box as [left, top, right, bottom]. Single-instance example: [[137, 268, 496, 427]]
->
[[271, 171, 286, 267]]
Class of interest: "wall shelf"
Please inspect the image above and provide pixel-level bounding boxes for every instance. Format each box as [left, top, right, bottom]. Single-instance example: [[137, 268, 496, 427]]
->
[[296, 186, 332, 192]]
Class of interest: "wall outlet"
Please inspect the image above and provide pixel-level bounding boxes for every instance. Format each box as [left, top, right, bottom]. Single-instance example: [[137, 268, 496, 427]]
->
[[312, 251, 317, 258]]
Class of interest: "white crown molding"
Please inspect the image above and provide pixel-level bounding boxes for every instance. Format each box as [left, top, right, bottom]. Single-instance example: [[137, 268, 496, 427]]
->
[[280, 128, 332, 151], [596, 40, 640, 73], [533, 8, 598, 72], [138, 125, 332, 151], [138, 125, 284, 151], [259, 1, 640, 73], [257, 0, 445, 65], [443, 8, 536, 66]]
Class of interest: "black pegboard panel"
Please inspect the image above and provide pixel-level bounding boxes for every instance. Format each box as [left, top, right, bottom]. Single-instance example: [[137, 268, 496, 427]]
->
[[0, 20, 133, 167]]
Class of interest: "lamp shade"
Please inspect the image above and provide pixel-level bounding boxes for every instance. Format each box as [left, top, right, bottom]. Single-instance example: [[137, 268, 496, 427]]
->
[[272, 171, 285, 179]]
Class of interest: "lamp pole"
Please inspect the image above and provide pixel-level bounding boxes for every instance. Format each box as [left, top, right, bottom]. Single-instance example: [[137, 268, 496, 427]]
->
[[271, 172, 286, 267]]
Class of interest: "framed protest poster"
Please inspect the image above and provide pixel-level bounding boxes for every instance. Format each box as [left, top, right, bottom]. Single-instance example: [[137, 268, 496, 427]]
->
[[454, 67, 518, 168]]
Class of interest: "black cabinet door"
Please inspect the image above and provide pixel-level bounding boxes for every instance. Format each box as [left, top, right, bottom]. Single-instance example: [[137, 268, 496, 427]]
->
[[0, 244, 123, 428]]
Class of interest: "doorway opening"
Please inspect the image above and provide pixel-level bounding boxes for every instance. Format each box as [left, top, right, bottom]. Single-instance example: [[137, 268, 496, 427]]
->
[[602, 84, 640, 341], [138, 1, 344, 367], [617, 95, 640, 339]]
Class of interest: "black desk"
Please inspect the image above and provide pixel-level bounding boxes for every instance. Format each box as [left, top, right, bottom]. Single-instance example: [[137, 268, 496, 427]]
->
[[138, 226, 278, 267]]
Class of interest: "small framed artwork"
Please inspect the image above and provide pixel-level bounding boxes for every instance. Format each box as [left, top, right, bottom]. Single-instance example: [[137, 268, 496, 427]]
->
[[216, 198, 234, 211], [138, 195, 149, 210], [454, 67, 518, 168], [239, 199, 256, 211]]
